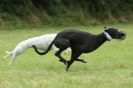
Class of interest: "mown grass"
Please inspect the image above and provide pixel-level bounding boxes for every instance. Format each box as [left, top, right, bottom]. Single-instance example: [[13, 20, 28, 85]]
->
[[0, 24, 133, 88]]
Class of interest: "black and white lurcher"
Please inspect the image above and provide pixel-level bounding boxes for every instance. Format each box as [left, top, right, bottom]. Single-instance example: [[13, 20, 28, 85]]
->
[[2, 34, 71, 64], [33, 27, 126, 71]]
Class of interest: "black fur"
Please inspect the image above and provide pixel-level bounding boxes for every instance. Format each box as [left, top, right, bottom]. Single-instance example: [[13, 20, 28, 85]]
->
[[33, 28, 126, 71]]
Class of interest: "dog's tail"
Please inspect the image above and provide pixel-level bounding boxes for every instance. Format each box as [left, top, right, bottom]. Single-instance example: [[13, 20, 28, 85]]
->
[[32, 40, 54, 55]]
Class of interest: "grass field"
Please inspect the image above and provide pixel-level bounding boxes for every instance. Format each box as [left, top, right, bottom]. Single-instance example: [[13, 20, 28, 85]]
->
[[0, 24, 133, 88]]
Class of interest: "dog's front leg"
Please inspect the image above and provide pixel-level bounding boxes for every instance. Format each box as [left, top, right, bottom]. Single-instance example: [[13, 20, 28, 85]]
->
[[75, 58, 87, 63], [66, 51, 82, 71]]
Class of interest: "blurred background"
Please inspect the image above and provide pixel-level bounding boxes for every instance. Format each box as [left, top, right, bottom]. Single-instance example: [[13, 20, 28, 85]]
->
[[0, 0, 133, 28]]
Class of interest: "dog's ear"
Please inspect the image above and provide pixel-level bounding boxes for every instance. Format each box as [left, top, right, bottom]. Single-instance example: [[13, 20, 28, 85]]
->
[[104, 27, 107, 29], [104, 27, 108, 32]]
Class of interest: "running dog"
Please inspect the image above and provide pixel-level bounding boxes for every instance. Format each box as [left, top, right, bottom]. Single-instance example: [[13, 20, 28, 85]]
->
[[2, 34, 70, 64], [33, 27, 126, 71]]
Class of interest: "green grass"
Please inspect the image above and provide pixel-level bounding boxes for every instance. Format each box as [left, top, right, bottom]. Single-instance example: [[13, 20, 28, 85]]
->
[[0, 24, 133, 88]]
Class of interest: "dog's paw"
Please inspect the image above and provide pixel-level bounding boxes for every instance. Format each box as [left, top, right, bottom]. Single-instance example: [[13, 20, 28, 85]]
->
[[76, 58, 87, 63], [59, 59, 67, 65], [59, 59, 63, 62], [82, 60, 87, 63], [32, 45, 35, 47]]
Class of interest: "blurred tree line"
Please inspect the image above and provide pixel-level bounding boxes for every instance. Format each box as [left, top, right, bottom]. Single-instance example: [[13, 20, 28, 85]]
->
[[0, 0, 133, 25]]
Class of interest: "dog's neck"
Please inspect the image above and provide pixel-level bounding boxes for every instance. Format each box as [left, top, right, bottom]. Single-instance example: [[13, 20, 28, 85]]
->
[[103, 31, 113, 41], [94, 33, 108, 49]]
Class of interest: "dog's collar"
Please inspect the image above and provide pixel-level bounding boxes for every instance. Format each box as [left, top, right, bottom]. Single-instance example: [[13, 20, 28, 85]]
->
[[104, 31, 113, 41]]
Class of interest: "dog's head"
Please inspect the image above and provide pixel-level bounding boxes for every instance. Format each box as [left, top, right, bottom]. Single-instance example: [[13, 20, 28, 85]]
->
[[104, 27, 126, 40]]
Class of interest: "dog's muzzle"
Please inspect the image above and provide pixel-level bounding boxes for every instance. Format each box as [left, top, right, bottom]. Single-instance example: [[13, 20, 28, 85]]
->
[[117, 31, 126, 40]]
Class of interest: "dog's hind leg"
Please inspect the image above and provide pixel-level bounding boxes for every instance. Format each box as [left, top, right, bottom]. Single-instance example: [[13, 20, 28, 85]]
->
[[55, 49, 67, 65], [2, 54, 10, 61], [8, 52, 17, 65], [1, 51, 12, 62], [54, 38, 70, 65]]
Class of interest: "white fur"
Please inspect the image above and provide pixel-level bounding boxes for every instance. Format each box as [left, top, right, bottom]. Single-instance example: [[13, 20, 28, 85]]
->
[[2, 34, 71, 64]]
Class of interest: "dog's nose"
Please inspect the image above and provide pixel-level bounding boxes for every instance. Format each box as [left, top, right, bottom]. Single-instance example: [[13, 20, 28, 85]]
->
[[120, 31, 126, 40]]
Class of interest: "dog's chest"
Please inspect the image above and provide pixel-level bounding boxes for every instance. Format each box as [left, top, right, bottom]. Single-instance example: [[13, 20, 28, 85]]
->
[[81, 44, 97, 53]]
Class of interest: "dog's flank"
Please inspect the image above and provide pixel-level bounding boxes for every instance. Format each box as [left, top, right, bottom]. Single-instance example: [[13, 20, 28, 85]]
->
[[33, 28, 126, 71], [2, 34, 71, 64]]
